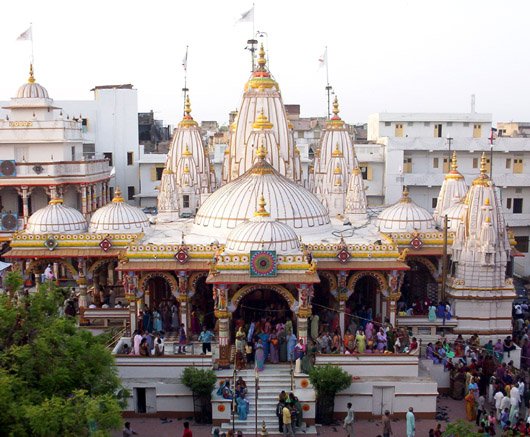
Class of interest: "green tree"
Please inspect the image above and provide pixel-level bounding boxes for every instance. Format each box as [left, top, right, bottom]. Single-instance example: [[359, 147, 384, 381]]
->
[[309, 364, 352, 425], [442, 419, 482, 437], [0, 280, 124, 436], [3, 269, 23, 300], [182, 367, 217, 423]]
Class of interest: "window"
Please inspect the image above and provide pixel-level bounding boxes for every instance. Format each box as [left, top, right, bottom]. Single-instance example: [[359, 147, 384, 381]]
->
[[424, 122, 430, 127], [515, 236, 529, 253], [83, 143, 95, 158], [395, 123, 404, 137], [472, 158, 479, 169], [183, 195, 190, 208], [71, 146, 76, 161], [81, 118, 88, 133], [507, 198, 512, 209], [403, 157, 412, 173], [433, 158, 439, 168], [513, 198, 523, 214], [434, 123, 443, 138], [127, 152, 134, 166], [432, 198, 438, 208], [514, 158, 523, 174], [103, 152, 113, 167], [473, 124, 482, 138], [443, 158, 449, 173], [385, 122, 391, 127], [127, 186, 135, 201], [155, 167, 164, 181], [506, 158, 512, 169], [151, 165, 165, 181]]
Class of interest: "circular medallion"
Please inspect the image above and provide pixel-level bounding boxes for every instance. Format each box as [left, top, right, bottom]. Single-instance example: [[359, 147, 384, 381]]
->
[[250, 250, 277, 277]]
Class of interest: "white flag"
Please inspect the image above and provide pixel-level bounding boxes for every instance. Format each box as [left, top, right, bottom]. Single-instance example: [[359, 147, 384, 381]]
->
[[237, 6, 254, 23], [318, 48, 327, 69], [182, 46, 188, 72], [17, 26, 32, 41], [109, 166, 116, 177]]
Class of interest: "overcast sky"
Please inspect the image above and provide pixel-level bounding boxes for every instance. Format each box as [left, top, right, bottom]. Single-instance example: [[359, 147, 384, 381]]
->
[[1, 0, 529, 126]]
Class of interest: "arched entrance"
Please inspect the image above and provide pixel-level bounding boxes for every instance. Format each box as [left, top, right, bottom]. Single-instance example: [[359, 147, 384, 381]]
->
[[189, 274, 215, 331], [346, 272, 387, 329], [400, 257, 438, 315], [312, 273, 339, 334], [139, 272, 177, 310]]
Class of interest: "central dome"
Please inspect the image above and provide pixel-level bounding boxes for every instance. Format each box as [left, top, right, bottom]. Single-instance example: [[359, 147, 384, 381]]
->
[[16, 65, 49, 99], [194, 154, 331, 236]]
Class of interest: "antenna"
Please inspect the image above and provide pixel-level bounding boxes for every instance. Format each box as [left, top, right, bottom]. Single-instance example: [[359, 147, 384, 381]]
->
[[470, 94, 476, 114]]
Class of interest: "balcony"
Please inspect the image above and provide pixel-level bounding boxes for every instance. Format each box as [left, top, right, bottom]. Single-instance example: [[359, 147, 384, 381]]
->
[[0, 119, 83, 142]]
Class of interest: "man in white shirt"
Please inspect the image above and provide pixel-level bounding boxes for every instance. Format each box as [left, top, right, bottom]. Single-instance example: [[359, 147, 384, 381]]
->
[[510, 382, 521, 423], [494, 389, 505, 419], [343, 402, 354, 437], [501, 393, 511, 419]]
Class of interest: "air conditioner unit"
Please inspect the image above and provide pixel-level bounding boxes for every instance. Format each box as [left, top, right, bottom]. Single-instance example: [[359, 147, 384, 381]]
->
[[0, 212, 19, 231], [0, 160, 16, 177]]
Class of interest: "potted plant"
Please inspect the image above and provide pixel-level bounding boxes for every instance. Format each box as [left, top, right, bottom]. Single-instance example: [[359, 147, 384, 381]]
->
[[181, 367, 217, 423], [309, 364, 352, 424]]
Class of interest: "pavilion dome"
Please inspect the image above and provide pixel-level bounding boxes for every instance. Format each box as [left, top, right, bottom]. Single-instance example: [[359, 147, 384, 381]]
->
[[444, 200, 466, 233], [225, 195, 301, 254], [89, 188, 149, 234], [26, 198, 87, 234], [195, 146, 331, 236], [377, 188, 436, 233], [16, 65, 49, 99]]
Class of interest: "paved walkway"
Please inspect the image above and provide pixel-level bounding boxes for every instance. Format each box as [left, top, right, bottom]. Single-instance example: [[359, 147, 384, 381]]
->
[[113, 395, 469, 436]]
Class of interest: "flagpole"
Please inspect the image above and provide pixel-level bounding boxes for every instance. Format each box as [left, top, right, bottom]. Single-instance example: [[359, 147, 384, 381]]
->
[[182, 45, 189, 116], [324, 46, 332, 119], [30, 23, 34, 64]]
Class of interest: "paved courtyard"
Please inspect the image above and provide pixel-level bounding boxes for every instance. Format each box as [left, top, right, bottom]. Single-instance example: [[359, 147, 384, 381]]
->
[[113, 395, 468, 437]]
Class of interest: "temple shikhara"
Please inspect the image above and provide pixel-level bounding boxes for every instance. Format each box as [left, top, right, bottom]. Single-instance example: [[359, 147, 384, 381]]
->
[[2, 45, 517, 428]]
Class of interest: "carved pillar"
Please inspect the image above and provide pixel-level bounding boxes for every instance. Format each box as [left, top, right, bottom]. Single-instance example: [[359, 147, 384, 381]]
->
[[177, 271, 189, 333], [296, 284, 313, 344], [21, 186, 30, 224], [387, 270, 404, 327], [214, 284, 230, 368], [86, 185, 93, 214], [80, 185, 88, 218], [91, 185, 97, 211], [77, 258, 88, 323], [338, 271, 348, 337]]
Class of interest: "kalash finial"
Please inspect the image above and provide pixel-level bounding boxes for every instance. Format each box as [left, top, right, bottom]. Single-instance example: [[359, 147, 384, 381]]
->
[[253, 109, 273, 130], [400, 186, 412, 203], [112, 187, 124, 203], [28, 64, 35, 84], [257, 43, 267, 70], [332, 143, 343, 157], [450, 150, 458, 172], [256, 141, 268, 160], [183, 144, 192, 157], [48, 197, 64, 205], [254, 194, 270, 217], [184, 95, 192, 116], [332, 96, 340, 117], [479, 152, 488, 176]]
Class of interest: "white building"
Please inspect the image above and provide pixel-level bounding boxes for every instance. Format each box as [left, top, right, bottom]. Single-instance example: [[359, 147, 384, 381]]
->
[[1, 82, 140, 205], [136, 145, 165, 208], [367, 112, 530, 276]]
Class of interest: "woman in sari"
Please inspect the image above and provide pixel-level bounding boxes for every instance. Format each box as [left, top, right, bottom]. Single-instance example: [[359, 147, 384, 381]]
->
[[376, 328, 387, 352], [465, 391, 476, 421], [365, 321, 374, 343], [355, 329, 366, 353], [236, 393, 249, 420], [255, 339, 265, 371], [258, 331, 270, 362], [269, 330, 279, 364], [343, 330, 355, 354], [152, 309, 162, 333], [428, 304, 437, 322]]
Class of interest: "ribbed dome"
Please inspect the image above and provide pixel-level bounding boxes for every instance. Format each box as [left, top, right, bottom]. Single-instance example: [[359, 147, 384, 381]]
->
[[444, 201, 465, 233], [89, 189, 149, 233], [225, 196, 301, 254], [377, 188, 435, 233], [194, 154, 331, 236], [26, 198, 87, 234], [16, 65, 49, 99]]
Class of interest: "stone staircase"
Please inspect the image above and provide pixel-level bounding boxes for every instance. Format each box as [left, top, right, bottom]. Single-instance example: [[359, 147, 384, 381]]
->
[[217, 365, 316, 435]]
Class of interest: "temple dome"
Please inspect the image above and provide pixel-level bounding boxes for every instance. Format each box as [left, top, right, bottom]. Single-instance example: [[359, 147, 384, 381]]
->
[[16, 65, 49, 99], [195, 150, 331, 236], [444, 201, 466, 233], [225, 196, 301, 254], [89, 188, 149, 233], [26, 198, 87, 234], [377, 188, 435, 233]]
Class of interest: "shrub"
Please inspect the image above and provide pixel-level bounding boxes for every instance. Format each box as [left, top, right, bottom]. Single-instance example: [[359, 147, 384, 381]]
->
[[309, 364, 352, 424]]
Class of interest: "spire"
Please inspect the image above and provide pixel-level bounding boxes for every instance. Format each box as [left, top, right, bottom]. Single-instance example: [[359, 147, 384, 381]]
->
[[254, 194, 271, 217], [332, 96, 340, 119], [326, 95, 344, 128], [253, 109, 273, 130], [28, 64, 35, 84], [112, 187, 124, 203], [256, 43, 267, 71], [450, 150, 458, 172], [400, 186, 412, 203], [472, 153, 490, 186]]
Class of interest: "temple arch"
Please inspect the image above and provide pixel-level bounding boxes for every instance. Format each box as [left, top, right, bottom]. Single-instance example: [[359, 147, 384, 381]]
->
[[231, 284, 296, 310]]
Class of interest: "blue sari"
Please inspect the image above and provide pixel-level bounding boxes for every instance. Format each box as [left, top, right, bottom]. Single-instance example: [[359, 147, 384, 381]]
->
[[255, 343, 265, 371], [258, 333, 270, 361], [237, 396, 249, 420]]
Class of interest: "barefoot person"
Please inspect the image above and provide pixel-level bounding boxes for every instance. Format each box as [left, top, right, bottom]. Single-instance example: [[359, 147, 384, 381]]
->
[[344, 402, 354, 437]]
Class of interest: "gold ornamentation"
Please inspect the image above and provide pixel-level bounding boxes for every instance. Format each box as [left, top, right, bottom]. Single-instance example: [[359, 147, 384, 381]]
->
[[397, 248, 409, 261], [253, 110, 273, 130], [254, 194, 270, 217], [112, 187, 124, 203], [28, 64, 35, 84]]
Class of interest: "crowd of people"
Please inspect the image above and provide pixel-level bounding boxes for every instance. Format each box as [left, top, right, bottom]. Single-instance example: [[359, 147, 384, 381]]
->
[[276, 390, 303, 436]]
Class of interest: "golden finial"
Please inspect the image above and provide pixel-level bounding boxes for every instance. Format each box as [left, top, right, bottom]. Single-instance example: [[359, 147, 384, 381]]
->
[[480, 152, 487, 175], [254, 194, 270, 217], [253, 109, 273, 130], [334, 164, 342, 175], [183, 164, 190, 174], [332, 96, 340, 117], [28, 64, 35, 84], [485, 216, 491, 223], [48, 197, 64, 205], [400, 186, 412, 203], [484, 197, 491, 206], [332, 143, 343, 157], [184, 95, 192, 116], [162, 168, 173, 175], [450, 151, 458, 172], [257, 43, 267, 69], [183, 144, 192, 157], [256, 142, 268, 160], [112, 187, 124, 203]]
